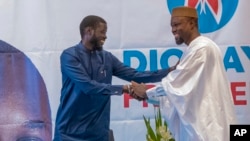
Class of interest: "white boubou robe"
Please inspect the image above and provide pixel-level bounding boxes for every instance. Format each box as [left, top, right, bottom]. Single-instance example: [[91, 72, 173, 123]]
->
[[146, 36, 237, 141]]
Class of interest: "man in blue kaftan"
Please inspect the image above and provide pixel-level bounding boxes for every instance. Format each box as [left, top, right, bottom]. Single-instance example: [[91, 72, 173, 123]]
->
[[53, 15, 176, 141]]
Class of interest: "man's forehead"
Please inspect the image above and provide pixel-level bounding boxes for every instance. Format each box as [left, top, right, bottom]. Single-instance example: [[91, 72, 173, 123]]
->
[[97, 22, 107, 28], [95, 22, 107, 30]]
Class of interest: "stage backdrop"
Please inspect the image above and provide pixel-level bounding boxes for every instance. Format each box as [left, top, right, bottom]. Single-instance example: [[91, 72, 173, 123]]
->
[[0, 0, 249, 140]]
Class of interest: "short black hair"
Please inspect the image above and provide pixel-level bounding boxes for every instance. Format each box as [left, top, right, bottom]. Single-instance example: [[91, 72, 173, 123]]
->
[[79, 15, 106, 38]]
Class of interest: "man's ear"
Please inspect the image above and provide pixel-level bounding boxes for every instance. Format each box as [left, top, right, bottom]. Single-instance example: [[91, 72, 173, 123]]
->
[[85, 27, 94, 36], [189, 19, 196, 29], [85, 27, 90, 34]]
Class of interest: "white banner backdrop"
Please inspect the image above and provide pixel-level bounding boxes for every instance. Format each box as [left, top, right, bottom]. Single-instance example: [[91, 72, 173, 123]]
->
[[0, 0, 249, 140]]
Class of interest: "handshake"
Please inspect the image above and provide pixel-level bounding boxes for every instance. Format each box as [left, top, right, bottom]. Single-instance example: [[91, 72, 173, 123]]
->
[[123, 81, 150, 101], [123, 81, 167, 105], [122, 61, 179, 102]]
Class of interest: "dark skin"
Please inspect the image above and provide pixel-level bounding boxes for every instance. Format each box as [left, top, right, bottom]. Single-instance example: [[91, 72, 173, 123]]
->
[[131, 16, 200, 99], [82, 22, 179, 97], [129, 61, 179, 100], [171, 16, 200, 46], [82, 22, 107, 51], [130, 60, 179, 100], [80, 22, 133, 94]]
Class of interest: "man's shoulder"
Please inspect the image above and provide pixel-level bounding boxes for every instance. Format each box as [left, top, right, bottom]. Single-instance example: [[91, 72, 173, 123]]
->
[[192, 36, 217, 48], [62, 44, 79, 55], [60, 44, 80, 60], [64, 44, 78, 52], [197, 36, 216, 44]]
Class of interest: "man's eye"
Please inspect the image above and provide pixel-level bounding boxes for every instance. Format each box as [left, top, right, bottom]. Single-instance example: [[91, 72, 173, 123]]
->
[[17, 137, 43, 141], [174, 23, 181, 26]]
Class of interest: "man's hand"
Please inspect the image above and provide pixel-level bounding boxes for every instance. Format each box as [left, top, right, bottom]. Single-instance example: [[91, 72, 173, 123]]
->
[[123, 84, 144, 101], [131, 81, 148, 99]]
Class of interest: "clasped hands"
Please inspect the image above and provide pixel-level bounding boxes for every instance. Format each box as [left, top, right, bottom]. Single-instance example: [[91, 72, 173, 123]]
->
[[124, 81, 148, 101], [123, 60, 180, 100]]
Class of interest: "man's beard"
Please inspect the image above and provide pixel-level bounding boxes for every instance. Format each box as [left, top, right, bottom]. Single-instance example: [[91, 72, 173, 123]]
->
[[90, 36, 103, 51], [175, 37, 184, 45]]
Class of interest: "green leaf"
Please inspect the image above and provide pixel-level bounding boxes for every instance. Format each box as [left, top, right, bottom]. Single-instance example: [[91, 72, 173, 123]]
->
[[143, 108, 175, 141], [143, 115, 157, 141], [164, 121, 168, 127], [158, 108, 162, 126]]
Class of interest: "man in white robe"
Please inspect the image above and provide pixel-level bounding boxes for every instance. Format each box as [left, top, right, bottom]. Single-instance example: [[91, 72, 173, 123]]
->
[[131, 6, 237, 141]]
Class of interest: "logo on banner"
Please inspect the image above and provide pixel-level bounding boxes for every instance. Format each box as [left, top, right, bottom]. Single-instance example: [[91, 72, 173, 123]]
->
[[166, 0, 238, 33]]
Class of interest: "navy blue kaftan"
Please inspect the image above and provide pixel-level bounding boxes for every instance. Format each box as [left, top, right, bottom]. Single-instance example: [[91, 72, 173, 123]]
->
[[53, 42, 170, 141]]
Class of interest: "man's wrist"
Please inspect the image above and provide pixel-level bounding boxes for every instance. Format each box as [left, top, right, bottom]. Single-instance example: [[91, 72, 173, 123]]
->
[[127, 84, 131, 94], [122, 84, 130, 94]]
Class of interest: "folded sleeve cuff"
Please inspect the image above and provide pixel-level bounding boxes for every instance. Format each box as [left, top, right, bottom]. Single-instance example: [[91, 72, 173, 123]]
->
[[146, 84, 166, 98]]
